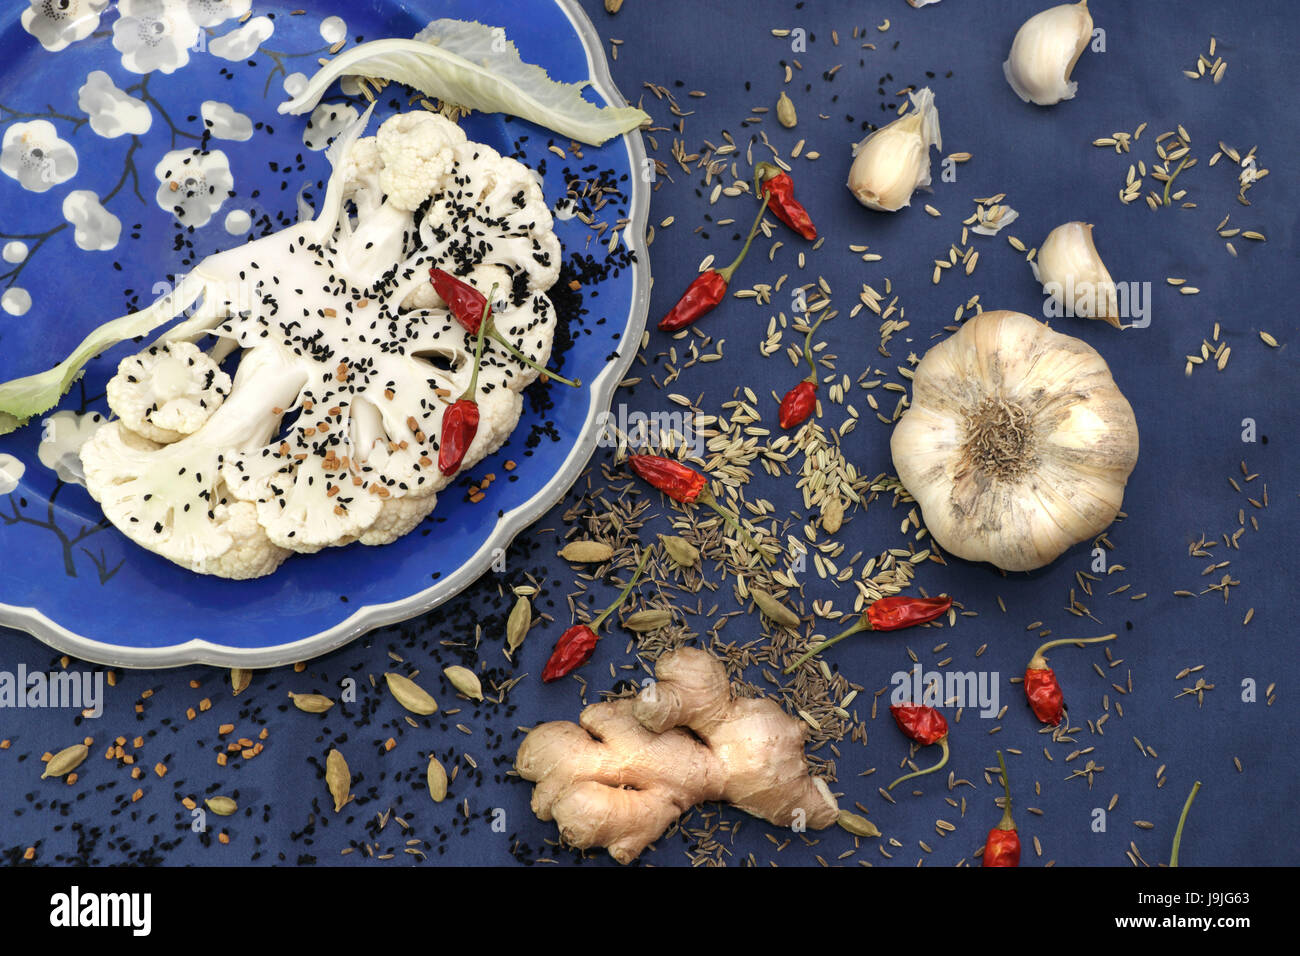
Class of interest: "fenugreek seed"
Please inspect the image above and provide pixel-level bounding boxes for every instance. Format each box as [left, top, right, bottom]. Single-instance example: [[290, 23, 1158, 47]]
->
[[751, 588, 801, 628], [559, 540, 614, 563], [443, 666, 484, 702], [838, 810, 881, 838], [384, 672, 438, 715], [427, 755, 449, 802], [776, 91, 797, 128], [326, 749, 350, 813], [205, 796, 237, 816], [506, 596, 532, 653], [42, 744, 88, 779], [624, 609, 674, 632], [659, 534, 700, 568], [231, 668, 251, 696], [289, 692, 335, 714]]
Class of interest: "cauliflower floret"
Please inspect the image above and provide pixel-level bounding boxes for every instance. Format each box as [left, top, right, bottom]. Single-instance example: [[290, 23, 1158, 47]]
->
[[105, 341, 231, 444], [341, 135, 383, 217], [376, 111, 466, 212]]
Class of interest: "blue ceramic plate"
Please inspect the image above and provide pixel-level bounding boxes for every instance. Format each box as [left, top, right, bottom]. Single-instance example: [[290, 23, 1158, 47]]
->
[[0, 0, 649, 667]]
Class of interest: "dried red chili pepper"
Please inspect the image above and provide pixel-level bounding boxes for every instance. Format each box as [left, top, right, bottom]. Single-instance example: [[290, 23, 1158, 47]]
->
[[429, 268, 581, 387], [1024, 633, 1117, 725], [982, 750, 1021, 867], [542, 546, 653, 682], [784, 594, 953, 673], [437, 284, 493, 476], [887, 703, 950, 791], [777, 310, 828, 429], [755, 162, 816, 240], [658, 192, 771, 332], [626, 454, 771, 563]]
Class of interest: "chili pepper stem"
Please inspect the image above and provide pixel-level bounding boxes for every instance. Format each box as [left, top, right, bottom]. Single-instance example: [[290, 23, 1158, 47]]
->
[[716, 194, 771, 283], [995, 749, 1016, 830], [783, 617, 869, 674], [698, 488, 772, 565], [487, 326, 582, 388], [588, 545, 654, 632], [1028, 633, 1117, 669], [799, 311, 829, 380], [458, 283, 495, 401], [887, 737, 949, 791], [1169, 780, 1201, 867]]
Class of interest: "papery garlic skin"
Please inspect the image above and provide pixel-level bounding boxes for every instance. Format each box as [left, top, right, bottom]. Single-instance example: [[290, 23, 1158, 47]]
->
[[847, 88, 941, 212], [890, 310, 1138, 572], [1033, 221, 1120, 327], [1003, 0, 1094, 106]]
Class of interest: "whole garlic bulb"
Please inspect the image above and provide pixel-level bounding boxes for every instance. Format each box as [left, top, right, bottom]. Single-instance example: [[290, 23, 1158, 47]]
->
[[1033, 222, 1120, 327], [890, 310, 1138, 572], [1003, 0, 1094, 106], [847, 88, 941, 212]]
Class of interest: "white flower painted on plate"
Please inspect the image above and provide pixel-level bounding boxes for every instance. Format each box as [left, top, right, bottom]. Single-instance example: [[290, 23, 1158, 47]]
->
[[201, 100, 253, 141], [185, 0, 251, 28], [62, 190, 122, 251], [38, 410, 106, 486], [0, 453, 25, 495], [154, 148, 233, 227], [21, 0, 110, 53], [112, 0, 201, 76], [2, 241, 28, 264], [209, 15, 274, 62], [283, 72, 308, 97], [77, 71, 153, 139], [0, 120, 78, 193], [302, 102, 358, 152], [2, 288, 32, 316]]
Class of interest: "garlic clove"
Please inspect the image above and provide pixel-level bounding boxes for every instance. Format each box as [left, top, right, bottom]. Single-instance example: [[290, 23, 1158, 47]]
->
[[1033, 221, 1120, 327], [1003, 0, 1094, 106], [847, 88, 941, 212]]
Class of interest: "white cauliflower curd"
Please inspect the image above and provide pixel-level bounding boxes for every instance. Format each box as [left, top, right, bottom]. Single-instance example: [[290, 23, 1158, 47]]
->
[[68, 107, 565, 579]]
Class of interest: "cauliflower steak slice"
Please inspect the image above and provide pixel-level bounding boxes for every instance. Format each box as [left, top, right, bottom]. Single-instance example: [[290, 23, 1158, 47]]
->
[[78, 111, 564, 579]]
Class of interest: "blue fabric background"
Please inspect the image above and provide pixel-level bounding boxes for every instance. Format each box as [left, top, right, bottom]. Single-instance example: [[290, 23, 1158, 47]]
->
[[2, 0, 1296, 867]]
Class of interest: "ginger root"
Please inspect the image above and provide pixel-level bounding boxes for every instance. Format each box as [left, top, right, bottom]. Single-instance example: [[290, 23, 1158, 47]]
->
[[515, 647, 839, 863]]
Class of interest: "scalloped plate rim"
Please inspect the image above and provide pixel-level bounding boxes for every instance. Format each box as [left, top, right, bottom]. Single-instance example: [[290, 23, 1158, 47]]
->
[[0, 0, 651, 669]]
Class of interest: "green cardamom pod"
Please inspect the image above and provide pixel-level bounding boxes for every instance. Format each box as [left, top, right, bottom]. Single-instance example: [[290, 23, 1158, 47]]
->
[[777, 90, 797, 128], [443, 665, 484, 702], [42, 743, 88, 779], [659, 534, 699, 568], [289, 692, 335, 714], [326, 748, 350, 813], [751, 588, 801, 629], [507, 596, 532, 654], [837, 809, 880, 838], [427, 755, 448, 803], [384, 673, 438, 715]]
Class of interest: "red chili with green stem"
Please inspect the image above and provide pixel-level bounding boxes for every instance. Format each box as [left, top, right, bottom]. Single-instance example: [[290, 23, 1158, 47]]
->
[[777, 310, 828, 429], [783, 595, 952, 673], [887, 703, 950, 791], [755, 162, 817, 240], [626, 453, 772, 564], [542, 546, 654, 682], [982, 750, 1021, 867], [437, 283, 493, 476], [429, 268, 582, 387], [1024, 633, 1118, 725], [658, 192, 771, 332]]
